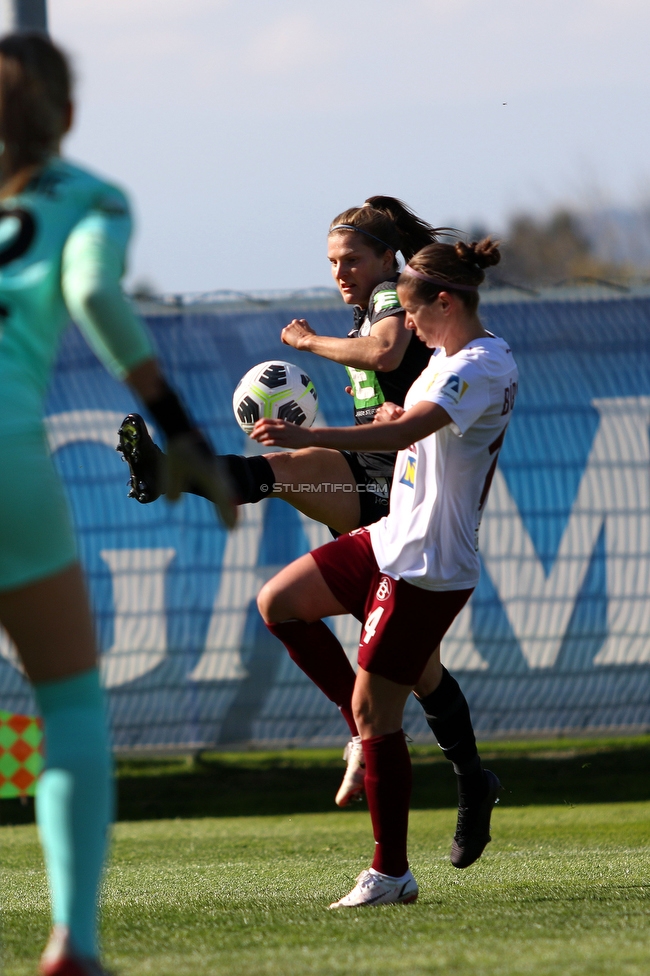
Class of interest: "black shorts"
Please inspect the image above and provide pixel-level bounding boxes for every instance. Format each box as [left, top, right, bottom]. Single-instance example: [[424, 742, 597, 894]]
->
[[341, 450, 391, 527]]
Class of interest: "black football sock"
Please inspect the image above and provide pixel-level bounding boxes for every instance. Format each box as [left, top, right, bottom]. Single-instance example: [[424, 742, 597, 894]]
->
[[416, 667, 487, 804], [221, 455, 275, 504], [182, 454, 274, 504], [453, 754, 486, 805]]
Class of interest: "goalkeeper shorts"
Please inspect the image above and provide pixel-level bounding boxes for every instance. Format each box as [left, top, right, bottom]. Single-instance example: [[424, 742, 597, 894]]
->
[[0, 425, 77, 591]]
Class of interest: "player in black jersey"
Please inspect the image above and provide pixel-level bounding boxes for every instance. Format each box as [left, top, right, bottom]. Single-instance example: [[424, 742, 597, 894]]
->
[[118, 199, 486, 830], [119, 195, 437, 534], [278, 227, 432, 528]]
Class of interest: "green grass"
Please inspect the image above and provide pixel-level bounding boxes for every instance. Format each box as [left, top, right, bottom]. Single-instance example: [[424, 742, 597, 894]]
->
[[3, 803, 650, 975], [2, 738, 650, 974], [5, 734, 650, 825]]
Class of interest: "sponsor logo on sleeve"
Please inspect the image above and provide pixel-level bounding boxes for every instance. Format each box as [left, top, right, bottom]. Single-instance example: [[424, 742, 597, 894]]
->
[[399, 454, 417, 488], [373, 289, 400, 314], [376, 577, 393, 601], [436, 373, 469, 405]]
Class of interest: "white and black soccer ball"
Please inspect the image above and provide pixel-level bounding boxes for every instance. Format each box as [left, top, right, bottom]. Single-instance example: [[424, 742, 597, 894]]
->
[[232, 361, 318, 434]]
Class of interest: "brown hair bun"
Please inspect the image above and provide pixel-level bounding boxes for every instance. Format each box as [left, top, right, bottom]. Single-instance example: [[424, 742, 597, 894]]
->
[[455, 237, 501, 270]]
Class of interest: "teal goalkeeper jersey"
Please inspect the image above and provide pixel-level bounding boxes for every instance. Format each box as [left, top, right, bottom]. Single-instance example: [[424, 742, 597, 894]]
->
[[0, 156, 153, 434]]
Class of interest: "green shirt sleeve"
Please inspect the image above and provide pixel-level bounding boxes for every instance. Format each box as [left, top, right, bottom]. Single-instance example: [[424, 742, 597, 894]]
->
[[61, 188, 155, 380]]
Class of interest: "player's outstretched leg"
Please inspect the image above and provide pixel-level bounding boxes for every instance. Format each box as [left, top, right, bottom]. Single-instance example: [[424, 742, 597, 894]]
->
[[415, 666, 499, 868], [117, 413, 167, 503], [117, 413, 275, 506]]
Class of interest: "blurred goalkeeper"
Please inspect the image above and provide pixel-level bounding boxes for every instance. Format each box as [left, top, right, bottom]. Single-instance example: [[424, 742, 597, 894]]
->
[[0, 32, 235, 976]]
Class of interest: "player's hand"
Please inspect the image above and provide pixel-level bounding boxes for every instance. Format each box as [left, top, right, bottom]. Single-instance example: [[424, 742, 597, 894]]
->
[[251, 417, 313, 448], [281, 318, 316, 350], [374, 402, 405, 423], [166, 432, 238, 529], [344, 385, 354, 396]]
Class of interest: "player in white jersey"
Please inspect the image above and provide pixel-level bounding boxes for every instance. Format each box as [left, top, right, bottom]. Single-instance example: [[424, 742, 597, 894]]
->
[[117, 197, 472, 809], [116, 201, 493, 819], [252, 236, 517, 906]]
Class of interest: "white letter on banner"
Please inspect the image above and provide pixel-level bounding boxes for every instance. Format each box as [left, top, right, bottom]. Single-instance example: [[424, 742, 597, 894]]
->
[[441, 606, 489, 671], [192, 418, 335, 683], [190, 506, 264, 681], [100, 548, 175, 688], [45, 410, 138, 451], [592, 398, 650, 664], [481, 396, 650, 669]]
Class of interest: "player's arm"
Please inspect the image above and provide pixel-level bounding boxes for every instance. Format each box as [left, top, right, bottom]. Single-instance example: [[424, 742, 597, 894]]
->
[[61, 194, 156, 382], [60, 195, 186, 405], [281, 314, 411, 372], [251, 399, 452, 452], [61, 194, 236, 527]]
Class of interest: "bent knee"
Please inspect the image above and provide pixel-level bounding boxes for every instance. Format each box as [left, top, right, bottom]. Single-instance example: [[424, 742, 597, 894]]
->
[[256, 581, 276, 624], [257, 579, 293, 624], [351, 690, 372, 728]]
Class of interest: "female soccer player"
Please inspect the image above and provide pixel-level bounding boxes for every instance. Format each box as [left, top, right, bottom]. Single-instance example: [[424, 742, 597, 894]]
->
[[118, 197, 482, 807], [0, 34, 234, 976], [120, 195, 438, 533], [252, 237, 518, 906]]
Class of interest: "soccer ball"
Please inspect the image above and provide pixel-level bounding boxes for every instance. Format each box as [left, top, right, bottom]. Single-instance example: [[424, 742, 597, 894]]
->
[[232, 361, 318, 434]]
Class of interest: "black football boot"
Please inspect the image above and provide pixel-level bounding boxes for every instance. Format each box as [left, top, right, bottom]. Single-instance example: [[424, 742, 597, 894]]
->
[[450, 769, 501, 869], [116, 413, 167, 503]]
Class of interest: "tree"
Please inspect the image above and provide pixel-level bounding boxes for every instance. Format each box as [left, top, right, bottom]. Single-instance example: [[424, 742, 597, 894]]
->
[[497, 210, 591, 287]]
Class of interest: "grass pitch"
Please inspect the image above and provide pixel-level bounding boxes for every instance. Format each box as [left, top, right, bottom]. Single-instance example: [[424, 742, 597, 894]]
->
[[2, 740, 650, 975]]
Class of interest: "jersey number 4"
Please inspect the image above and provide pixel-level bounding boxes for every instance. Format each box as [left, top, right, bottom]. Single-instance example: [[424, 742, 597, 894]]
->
[[362, 606, 385, 644]]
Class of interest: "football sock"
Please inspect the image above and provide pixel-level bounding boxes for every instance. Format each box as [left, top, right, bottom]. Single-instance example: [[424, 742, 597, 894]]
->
[[186, 454, 274, 504], [33, 669, 113, 958], [222, 455, 275, 504], [363, 730, 411, 878], [266, 620, 358, 736], [416, 667, 487, 803], [454, 754, 486, 804]]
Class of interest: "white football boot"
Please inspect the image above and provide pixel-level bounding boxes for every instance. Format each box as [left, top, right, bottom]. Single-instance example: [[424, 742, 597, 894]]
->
[[329, 868, 418, 908], [335, 736, 366, 807]]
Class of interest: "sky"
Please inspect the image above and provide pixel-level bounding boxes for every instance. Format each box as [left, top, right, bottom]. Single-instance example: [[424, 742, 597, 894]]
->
[[40, 0, 650, 293]]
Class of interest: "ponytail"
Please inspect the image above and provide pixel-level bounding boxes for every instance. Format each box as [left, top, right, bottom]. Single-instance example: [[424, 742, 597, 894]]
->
[[363, 196, 441, 259], [329, 195, 441, 267]]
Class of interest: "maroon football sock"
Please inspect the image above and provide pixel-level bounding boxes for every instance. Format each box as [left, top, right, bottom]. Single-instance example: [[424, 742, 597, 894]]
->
[[363, 730, 411, 878], [266, 620, 358, 736]]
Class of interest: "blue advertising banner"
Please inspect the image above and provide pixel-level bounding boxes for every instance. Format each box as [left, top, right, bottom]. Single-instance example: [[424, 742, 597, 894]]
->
[[1, 289, 650, 749]]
